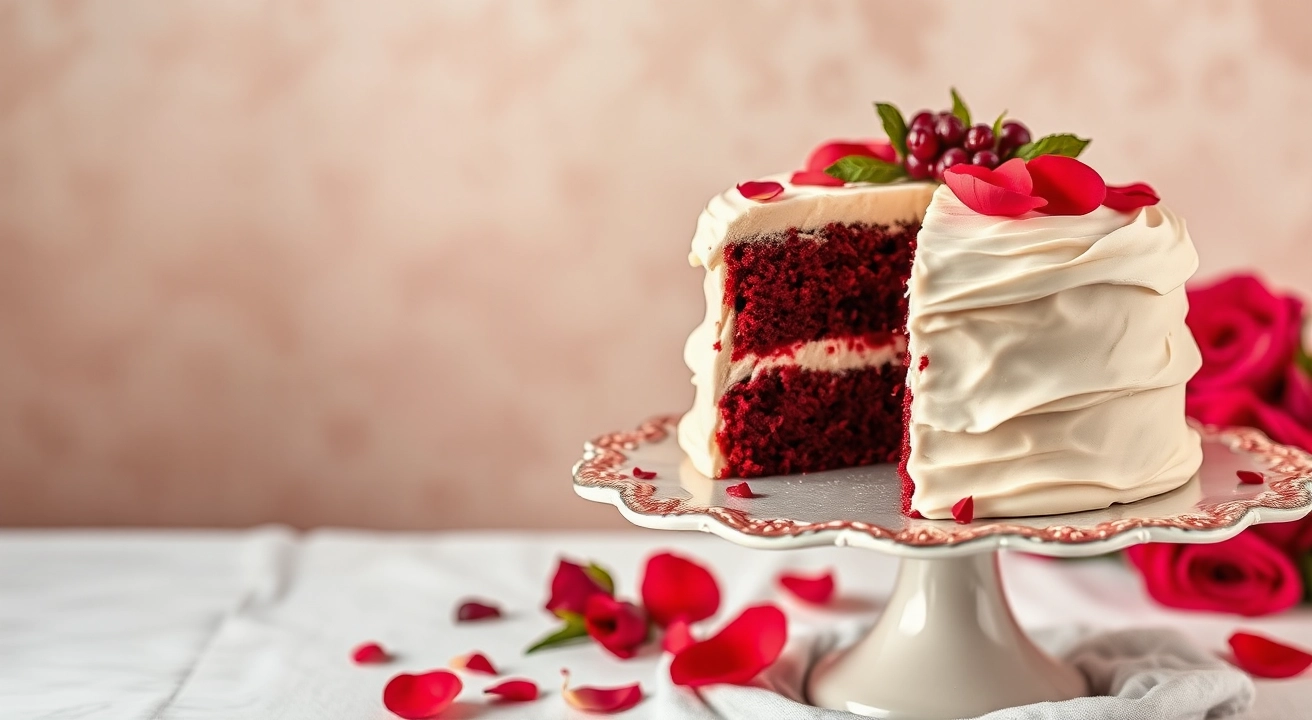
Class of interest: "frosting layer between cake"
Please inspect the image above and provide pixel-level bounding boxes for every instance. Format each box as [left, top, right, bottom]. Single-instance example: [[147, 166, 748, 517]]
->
[[905, 185, 1204, 518]]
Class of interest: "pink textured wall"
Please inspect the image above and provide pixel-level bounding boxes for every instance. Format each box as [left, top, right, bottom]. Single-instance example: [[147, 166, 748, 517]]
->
[[2, 1, 1311, 529]]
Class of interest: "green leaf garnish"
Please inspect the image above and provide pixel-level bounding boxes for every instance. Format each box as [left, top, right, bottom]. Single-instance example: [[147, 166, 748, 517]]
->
[[991, 110, 1007, 143], [1295, 333, 1312, 377], [874, 102, 908, 160], [950, 87, 971, 126], [526, 611, 589, 654], [1014, 133, 1090, 160], [584, 562, 615, 596], [825, 156, 908, 184]]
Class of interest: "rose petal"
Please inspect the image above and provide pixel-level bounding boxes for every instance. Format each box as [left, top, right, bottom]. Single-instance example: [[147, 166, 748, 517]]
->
[[455, 600, 501, 623], [669, 604, 788, 687], [561, 670, 644, 713], [451, 652, 498, 675], [778, 570, 836, 605], [942, 164, 1047, 217], [991, 158, 1034, 195], [663, 618, 696, 655], [641, 551, 722, 627], [907, 509, 924, 520], [1237, 470, 1266, 485], [352, 641, 391, 665], [584, 595, 650, 660], [1103, 181, 1160, 211], [1028, 155, 1106, 216], [383, 671, 463, 720], [737, 181, 784, 203], [804, 139, 896, 172], [484, 678, 539, 702], [952, 496, 974, 524], [1229, 631, 1312, 678], [789, 170, 846, 187], [546, 559, 612, 617], [725, 482, 759, 499], [632, 467, 657, 480]]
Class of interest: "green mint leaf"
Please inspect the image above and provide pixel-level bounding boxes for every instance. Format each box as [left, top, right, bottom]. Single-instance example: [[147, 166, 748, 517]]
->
[[950, 87, 971, 127], [991, 110, 1007, 142], [874, 102, 908, 160], [1014, 134, 1090, 161], [526, 611, 589, 654], [584, 562, 616, 596], [824, 156, 907, 184]]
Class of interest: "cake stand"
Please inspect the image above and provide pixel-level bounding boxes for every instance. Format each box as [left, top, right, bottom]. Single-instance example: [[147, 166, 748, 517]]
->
[[572, 416, 1312, 720]]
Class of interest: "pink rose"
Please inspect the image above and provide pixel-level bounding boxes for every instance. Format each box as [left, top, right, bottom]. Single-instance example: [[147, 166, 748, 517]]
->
[[1186, 387, 1312, 452], [1127, 533, 1303, 616], [1186, 274, 1303, 398]]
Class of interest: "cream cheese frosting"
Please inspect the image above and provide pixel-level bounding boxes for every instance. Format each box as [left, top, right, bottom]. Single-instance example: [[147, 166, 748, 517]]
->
[[905, 185, 1203, 518]]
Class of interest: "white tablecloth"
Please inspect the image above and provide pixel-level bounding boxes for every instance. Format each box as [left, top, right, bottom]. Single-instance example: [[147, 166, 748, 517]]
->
[[2, 528, 1311, 719]]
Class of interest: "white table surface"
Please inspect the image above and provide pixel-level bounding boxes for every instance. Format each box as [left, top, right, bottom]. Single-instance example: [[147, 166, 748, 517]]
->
[[2, 528, 1311, 719]]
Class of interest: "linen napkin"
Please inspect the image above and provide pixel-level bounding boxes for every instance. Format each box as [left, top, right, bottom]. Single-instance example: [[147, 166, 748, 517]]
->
[[653, 624, 1254, 720]]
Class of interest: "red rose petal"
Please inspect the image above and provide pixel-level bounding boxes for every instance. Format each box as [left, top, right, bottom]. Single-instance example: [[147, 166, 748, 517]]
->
[[725, 482, 759, 499], [805, 139, 897, 172], [737, 180, 784, 203], [789, 170, 846, 187], [952, 496, 974, 524], [669, 604, 788, 687], [632, 467, 657, 480], [561, 670, 644, 713], [484, 678, 539, 702], [584, 595, 650, 660], [352, 641, 391, 665], [382, 670, 463, 720], [663, 618, 696, 655], [641, 551, 722, 627], [942, 164, 1048, 217], [455, 600, 501, 623], [778, 570, 836, 605], [1028, 155, 1107, 216], [1229, 631, 1312, 678], [1103, 182, 1160, 212], [992, 157, 1034, 195], [907, 509, 924, 520], [545, 559, 612, 617], [451, 651, 498, 675], [1237, 470, 1266, 485]]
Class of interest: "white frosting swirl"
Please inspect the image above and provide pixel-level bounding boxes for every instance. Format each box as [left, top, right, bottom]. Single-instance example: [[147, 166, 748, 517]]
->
[[905, 185, 1203, 519]]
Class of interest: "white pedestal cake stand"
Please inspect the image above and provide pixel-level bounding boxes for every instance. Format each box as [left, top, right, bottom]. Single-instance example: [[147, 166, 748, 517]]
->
[[573, 416, 1312, 720]]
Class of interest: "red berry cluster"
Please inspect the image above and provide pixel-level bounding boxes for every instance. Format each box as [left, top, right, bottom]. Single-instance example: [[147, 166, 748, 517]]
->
[[903, 111, 1032, 181]]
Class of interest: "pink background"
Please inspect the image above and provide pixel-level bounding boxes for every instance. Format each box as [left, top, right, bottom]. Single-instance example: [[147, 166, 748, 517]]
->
[[3, 0, 1311, 530]]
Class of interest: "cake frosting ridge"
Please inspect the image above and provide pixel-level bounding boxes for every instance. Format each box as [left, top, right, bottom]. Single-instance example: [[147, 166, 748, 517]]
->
[[904, 185, 1203, 518]]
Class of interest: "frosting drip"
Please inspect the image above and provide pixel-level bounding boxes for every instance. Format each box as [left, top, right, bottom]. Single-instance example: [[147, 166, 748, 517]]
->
[[906, 185, 1204, 518]]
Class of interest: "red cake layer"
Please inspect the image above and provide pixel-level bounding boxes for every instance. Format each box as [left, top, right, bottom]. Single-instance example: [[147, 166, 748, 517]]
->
[[716, 363, 906, 478], [723, 221, 917, 361]]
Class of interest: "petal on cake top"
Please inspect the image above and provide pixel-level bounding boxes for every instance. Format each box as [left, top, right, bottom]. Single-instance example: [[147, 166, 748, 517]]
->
[[737, 180, 785, 202], [1027, 155, 1106, 216], [1103, 182, 1160, 212], [942, 164, 1047, 217], [804, 139, 896, 172]]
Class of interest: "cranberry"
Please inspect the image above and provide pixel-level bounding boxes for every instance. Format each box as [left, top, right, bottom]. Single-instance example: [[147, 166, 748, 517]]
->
[[997, 121, 1032, 155], [934, 114, 966, 147], [933, 147, 970, 180], [963, 124, 994, 152], [908, 111, 936, 132], [906, 127, 939, 161], [971, 150, 1000, 169], [905, 153, 933, 180]]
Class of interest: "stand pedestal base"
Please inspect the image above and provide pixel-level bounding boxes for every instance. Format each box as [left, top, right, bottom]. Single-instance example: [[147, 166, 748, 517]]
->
[[806, 553, 1087, 719]]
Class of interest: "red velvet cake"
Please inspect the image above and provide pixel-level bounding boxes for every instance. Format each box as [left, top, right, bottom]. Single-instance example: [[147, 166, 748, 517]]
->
[[679, 91, 1207, 520]]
